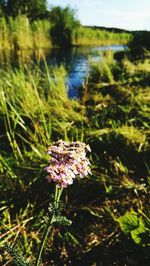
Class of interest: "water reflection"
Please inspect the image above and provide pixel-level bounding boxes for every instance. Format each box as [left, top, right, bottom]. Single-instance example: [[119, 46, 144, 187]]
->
[[0, 45, 125, 98]]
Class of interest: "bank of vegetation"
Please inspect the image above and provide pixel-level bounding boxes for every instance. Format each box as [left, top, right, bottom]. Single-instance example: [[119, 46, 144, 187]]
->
[[0, 16, 131, 51]]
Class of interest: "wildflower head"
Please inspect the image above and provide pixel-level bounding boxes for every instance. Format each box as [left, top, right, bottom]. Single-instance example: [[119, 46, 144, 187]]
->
[[45, 140, 91, 188]]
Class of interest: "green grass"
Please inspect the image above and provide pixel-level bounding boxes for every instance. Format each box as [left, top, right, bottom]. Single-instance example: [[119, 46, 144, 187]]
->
[[0, 52, 149, 265]]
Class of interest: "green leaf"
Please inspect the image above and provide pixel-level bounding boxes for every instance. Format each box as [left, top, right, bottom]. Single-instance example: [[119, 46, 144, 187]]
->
[[117, 211, 150, 246], [117, 210, 139, 235], [131, 218, 146, 245]]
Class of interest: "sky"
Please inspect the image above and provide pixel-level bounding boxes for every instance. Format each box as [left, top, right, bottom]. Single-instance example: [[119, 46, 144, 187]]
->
[[47, 0, 150, 31]]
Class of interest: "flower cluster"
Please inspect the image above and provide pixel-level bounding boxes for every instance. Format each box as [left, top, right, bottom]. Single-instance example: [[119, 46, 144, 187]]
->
[[45, 140, 91, 188]]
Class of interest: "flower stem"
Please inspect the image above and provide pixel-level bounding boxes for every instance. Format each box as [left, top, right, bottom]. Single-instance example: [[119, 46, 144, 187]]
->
[[35, 216, 53, 266], [35, 186, 63, 266]]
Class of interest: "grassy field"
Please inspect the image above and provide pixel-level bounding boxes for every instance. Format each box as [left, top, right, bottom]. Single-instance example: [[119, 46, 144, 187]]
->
[[0, 46, 150, 265]]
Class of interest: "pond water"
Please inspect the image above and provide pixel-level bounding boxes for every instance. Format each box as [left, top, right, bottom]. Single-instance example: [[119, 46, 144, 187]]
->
[[0, 45, 125, 98], [41, 45, 125, 98]]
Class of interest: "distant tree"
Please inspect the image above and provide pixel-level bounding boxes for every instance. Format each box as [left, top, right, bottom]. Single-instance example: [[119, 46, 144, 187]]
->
[[128, 31, 150, 51], [0, 0, 6, 15], [50, 6, 80, 47], [6, 0, 22, 17], [5, 0, 47, 19], [26, 0, 48, 20]]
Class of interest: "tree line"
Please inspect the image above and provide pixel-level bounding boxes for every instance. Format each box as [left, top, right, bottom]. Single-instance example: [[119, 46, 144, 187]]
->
[[0, 0, 48, 20]]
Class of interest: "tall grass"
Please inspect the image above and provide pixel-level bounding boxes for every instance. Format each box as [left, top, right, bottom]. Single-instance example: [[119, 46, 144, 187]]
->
[[0, 15, 51, 51], [8, 16, 33, 49], [0, 17, 10, 50], [32, 20, 52, 49], [0, 63, 83, 161]]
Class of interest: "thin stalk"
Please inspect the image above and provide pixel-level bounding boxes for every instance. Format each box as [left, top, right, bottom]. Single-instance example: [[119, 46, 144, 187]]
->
[[35, 186, 63, 266]]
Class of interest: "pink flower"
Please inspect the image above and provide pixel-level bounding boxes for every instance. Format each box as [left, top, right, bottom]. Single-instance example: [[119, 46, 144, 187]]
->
[[45, 140, 91, 188]]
